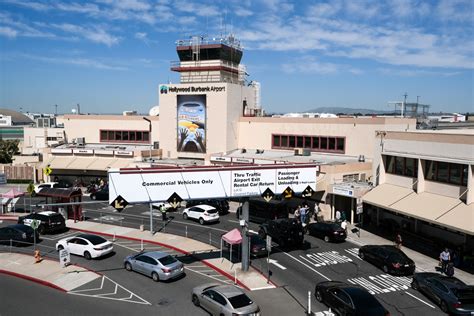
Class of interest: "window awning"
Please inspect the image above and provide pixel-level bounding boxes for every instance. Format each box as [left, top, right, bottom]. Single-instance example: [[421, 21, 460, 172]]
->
[[48, 157, 74, 169], [363, 184, 474, 235], [67, 158, 95, 170], [109, 159, 132, 169]]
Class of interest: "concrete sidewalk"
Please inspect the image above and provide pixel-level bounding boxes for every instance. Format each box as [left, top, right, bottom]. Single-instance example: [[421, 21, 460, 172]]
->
[[0, 252, 101, 291], [346, 224, 474, 284], [66, 220, 276, 291]]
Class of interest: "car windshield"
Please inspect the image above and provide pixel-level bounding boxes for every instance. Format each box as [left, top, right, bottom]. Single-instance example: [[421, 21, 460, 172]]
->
[[453, 287, 474, 303], [389, 253, 408, 263], [158, 255, 177, 266], [13, 225, 33, 233], [206, 208, 217, 214], [347, 289, 382, 309], [329, 223, 341, 230], [228, 294, 253, 309], [82, 235, 107, 245], [50, 214, 64, 221]]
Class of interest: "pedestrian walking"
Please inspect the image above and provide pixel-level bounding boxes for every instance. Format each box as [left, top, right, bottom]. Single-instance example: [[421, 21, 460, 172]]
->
[[440, 248, 451, 274], [341, 220, 348, 233], [300, 205, 308, 224], [335, 210, 341, 222], [395, 233, 402, 250], [294, 206, 301, 219]]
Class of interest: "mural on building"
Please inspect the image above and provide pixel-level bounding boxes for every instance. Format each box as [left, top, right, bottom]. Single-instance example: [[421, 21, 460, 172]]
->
[[177, 95, 206, 153]]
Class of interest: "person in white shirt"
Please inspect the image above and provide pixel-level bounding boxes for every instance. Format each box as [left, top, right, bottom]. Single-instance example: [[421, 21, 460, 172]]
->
[[341, 220, 348, 233], [335, 210, 341, 222]]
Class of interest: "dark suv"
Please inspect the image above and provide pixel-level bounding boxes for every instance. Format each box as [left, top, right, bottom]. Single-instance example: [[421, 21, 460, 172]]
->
[[186, 199, 229, 215], [18, 211, 66, 235], [258, 218, 304, 248]]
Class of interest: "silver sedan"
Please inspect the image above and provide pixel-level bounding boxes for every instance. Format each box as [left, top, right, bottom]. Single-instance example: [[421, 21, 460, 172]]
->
[[124, 251, 184, 282], [192, 283, 260, 316]]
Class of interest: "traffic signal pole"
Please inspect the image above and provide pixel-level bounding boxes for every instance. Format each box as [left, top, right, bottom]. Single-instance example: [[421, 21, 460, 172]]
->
[[241, 200, 249, 272]]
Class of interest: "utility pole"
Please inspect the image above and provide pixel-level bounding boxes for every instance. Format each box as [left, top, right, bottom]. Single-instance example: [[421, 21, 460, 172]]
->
[[402, 92, 408, 118], [54, 104, 58, 116], [241, 200, 250, 272]]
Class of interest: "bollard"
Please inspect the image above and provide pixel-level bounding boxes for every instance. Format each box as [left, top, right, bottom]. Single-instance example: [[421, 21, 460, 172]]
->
[[141, 239, 144, 251], [140, 224, 144, 231], [234, 269, 237, 285], [9, 239, 12, 253], [113, 232, 116, 242], [185, 226, 188, 238], [308, 291, 311, 315], [100, 213, 102, 224], [209, 232, 212, 245]]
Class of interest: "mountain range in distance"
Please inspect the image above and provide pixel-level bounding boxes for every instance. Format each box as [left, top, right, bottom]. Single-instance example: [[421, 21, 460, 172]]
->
[[269, 107, 394, 116]]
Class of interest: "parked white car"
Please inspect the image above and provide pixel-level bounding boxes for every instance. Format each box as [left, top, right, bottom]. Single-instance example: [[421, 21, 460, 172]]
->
[[182, 204, 219, 225], [56, 234, 113, 260]]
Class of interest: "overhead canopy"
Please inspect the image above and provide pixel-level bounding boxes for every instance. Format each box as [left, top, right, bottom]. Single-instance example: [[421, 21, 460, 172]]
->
[[222, 228, 242, 245], [363, 184, 474, 235], [1, 188, 25, 198], [37, 187, 82, 198]]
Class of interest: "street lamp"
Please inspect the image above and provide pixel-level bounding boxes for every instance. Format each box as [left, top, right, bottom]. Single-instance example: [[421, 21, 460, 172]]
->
[[142, 117, 152, 165]]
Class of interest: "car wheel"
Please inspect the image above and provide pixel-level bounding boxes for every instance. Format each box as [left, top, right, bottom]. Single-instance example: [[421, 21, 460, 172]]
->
[[411, 280, 419, 290], [323, 236, 330, 242], [258, 229, 266, 239], [84, 251, 92, 260], [183, 213, 188, 220], [199, 218, 205, 225], [125, 262, 132, 271], [152, 272, 159, 282], [315, 289, 323, 302], [37, 225, 45, 235], [440, 300, 448, 313], [91, 194, 96, 200], [192, 294, 200, 306], [383, 265, 389, 273], [57, 245, 64, 251], [359, 252, 365, 260]]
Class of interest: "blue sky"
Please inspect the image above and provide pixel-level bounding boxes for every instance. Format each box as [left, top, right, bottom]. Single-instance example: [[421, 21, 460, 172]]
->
[[0, 0, 472, 115]]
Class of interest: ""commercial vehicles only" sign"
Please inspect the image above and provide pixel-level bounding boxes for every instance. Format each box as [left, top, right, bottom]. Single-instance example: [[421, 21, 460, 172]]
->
[[108, 164, 318, 204]]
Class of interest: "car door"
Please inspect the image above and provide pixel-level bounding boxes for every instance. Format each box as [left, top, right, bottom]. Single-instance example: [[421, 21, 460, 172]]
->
[[133, 255, 149, 274], [330, 289, 352, 315], [66, 238, 80, 255], [74, 238, 89, 256], [200, 290, 217, 313], [141, 256, 158, 277], [187, 207, 198, 220], [0, 227, 13, 242], [430, 279, 449, 305], [373, 248, 386, 267]]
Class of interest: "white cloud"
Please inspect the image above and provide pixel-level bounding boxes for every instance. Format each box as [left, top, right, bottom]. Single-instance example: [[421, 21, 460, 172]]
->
[[377, 67, 463, 77], [14, 53, 127, 70], [56, 2, 101, 15], [0, 26, 18, 38], [52, 23, 120, 46], [307, 1, 341, 17], [173, 1, 220, 17], [234, 7, 253, 17], [282, 56, 361, 75], [3, 0, 50, 11], [437, 0, 473, 22]]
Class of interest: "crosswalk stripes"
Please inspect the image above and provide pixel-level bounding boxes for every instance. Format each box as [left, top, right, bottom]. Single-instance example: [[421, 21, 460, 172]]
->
[[347, 274, 412, 295], [299, 251, 353, 267], [344, 247, 361, 260]]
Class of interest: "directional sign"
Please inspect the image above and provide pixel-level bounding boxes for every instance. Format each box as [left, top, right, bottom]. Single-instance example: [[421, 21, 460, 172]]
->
[[301, 185, 314, 198], [59, 249, 70, 268], [282, 186, 294, 199], [30, 219, 40, 230], [266, 235, 272, 252], [167, 192, 183, 209], [44, 166, 52, 176], [110, 195, 128, 212], [261, 188, 274, 202]]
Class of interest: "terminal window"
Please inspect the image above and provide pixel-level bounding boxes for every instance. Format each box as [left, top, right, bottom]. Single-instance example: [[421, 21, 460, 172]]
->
[[423, 160, 468, 186], [100, 130, 150, 143], [383, 155, 418, 178], [272, 134, 345, 153]]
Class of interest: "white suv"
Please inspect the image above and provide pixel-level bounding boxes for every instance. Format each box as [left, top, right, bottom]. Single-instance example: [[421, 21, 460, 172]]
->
[[182, 204, 219, 225]]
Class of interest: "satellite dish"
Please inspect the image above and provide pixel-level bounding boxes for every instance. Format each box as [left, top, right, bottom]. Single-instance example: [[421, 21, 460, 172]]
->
[[149, 106, 160, 116]]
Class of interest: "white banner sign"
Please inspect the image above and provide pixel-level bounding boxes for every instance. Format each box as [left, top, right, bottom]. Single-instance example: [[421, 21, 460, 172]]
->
[[73, 149, 94, 154], [332, 186, 354, 197], [59, 249, 70, 268], [51, 148, 72, 154], [108, 164, 317, 204]]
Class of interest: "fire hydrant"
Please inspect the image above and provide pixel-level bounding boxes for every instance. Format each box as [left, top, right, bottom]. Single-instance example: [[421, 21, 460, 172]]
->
[[34, 250, 42, 263]]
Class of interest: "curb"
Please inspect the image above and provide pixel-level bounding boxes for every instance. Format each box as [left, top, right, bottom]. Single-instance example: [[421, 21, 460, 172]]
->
[[68, 226, 253, 291], [0, 269, 66, 292], [0, 216, 19, 221]]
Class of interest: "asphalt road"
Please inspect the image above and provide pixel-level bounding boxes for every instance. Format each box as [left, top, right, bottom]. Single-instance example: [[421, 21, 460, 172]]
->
[[4, 197, 449, 315]]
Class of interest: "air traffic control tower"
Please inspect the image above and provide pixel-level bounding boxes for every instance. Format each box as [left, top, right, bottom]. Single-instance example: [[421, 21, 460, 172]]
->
[[158, 35, 261, 160]]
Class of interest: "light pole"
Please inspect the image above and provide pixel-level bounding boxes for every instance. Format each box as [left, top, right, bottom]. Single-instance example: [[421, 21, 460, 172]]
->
[[142, 117, 152, 165], [142, 117, 153, 235]]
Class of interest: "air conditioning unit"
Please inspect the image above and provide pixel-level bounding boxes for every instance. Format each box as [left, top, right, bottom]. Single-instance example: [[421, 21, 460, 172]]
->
[[302, 148, 311, 156], [294, 148, 304, 156], [76, 137, 85, 146], [153, 141, 160, 149]]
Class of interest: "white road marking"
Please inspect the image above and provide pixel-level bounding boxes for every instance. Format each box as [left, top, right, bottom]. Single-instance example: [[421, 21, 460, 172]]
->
[[344, 248, 362, 260], [268, 258, 287, 270], [302, 251, 353, 267], [185, 267, 229, 284], [347, 274, 411, 295], [248, 229, 258, 234], [41, 231, 79, 241], [68, 276, 151, 305], [404, 291, 436, 309], [283, 252, 331, 281]]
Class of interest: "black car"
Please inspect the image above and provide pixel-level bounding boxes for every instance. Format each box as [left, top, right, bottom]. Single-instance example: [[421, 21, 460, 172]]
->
[[306, 221, 347, 242], [359, 245, 415, 276], [18, 211, 66, 234], [186, 199, 229, 215], [236, 198, 289, 224], [90, 188, 109, 201], [258, 218, 304, 248], [0, 224, 39, 244], [224, 233, 268, 258], [315, 281, 390, 316], [411, 273, 474, 315]]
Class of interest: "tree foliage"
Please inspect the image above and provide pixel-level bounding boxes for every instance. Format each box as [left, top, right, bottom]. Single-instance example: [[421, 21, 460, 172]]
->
[[0, 139, 20, 163]]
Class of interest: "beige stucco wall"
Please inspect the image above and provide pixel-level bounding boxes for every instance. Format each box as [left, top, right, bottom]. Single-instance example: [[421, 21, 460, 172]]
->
[[22, 127, 65, 155], [62, 115, 159, 145], [158, 82, 255, 159], [237, 117, 415, 159]]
